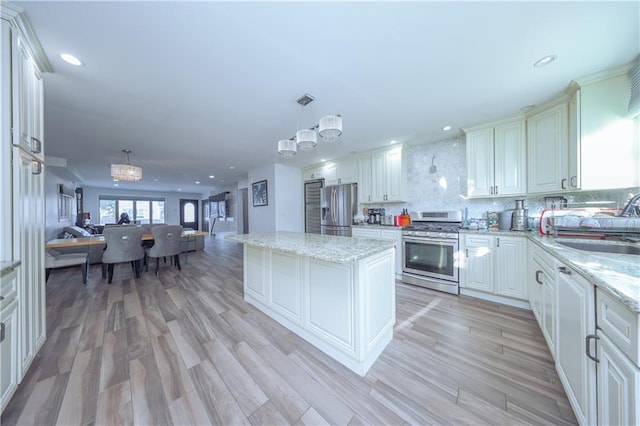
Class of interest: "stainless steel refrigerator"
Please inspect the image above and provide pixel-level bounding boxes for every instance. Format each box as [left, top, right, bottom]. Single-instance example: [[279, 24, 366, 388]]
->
[[320, 183, 358, 237], [304, 179, 324, 234]]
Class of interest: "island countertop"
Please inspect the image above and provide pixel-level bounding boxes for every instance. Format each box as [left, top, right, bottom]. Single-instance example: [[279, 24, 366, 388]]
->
[[225, 231, 396, 264]]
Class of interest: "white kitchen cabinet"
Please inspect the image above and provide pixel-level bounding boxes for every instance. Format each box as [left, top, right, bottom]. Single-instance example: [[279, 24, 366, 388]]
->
[[528, 241, 557, 357], [566, 68, 640, 190], [464, 117, 526, 198], [460, 234, 527, 305], [595, 288, 640, 426], [556, 262, 597, 426], [527, 101, 572, 193], [597, 332, 639, 426], [0, 297, 19, 413], [494, 236, 527, 299], [1, 6, 49, 412], [352, 227, 403, 279], [324, 158, 358, 186], [303, 165, 324, 182], [461, 235, 494, 293], [362, 146, 407, 203], [357, 156, 372, 204]]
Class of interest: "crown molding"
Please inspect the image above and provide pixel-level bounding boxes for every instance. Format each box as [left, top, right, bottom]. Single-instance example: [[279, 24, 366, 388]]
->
[[1, 2, 52, 72]]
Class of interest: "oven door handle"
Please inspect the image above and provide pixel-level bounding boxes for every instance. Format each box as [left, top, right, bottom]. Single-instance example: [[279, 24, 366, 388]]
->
[[402, 236, 457, 245]]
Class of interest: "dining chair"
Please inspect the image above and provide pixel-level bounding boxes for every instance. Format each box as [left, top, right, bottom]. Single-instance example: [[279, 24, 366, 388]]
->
[[45, 248, 89, 284], [101, 226, 145, 283], [145, 225, 183, 275]]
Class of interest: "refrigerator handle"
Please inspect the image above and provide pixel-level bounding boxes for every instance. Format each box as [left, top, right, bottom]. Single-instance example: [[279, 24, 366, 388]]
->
[[332, 189, 337, 223]]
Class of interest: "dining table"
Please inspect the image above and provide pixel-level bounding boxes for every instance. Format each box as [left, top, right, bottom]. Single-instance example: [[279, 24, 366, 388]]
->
[[45, 229, 209, 249]]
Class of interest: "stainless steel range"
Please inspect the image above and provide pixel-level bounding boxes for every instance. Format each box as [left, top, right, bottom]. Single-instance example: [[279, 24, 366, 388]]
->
[[402, 210, 462, 295]]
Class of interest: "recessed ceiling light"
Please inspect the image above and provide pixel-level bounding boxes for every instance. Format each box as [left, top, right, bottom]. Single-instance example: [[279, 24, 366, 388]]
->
[[533, 54, 557, 68], [195, 181, 200, 184], [442, 126, 452, 131], [60, 53, 82, 66], [321, 158, 327, 162], [229, 166, 235, 170], [113, 183, 119, 187], [221, 179, 225, 183], [389, 140, 397, 145], [153, 178, 159, 182], [177, 188, 182, 191], [112, 178, 119, 182], [208, 175, 214, 179]]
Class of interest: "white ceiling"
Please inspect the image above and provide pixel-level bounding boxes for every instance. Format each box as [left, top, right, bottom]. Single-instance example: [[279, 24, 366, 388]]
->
[[12, 1, 640, 195]]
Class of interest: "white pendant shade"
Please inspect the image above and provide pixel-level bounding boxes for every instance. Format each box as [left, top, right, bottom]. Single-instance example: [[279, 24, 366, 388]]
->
[[296, 128, 317, 151], [319, 115, 342, 141], [111, 149, 142, 181], [111, 163, 142, 181], [278, 139, 297, 158]]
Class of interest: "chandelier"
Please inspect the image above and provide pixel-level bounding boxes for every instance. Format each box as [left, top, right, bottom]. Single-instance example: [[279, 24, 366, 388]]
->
[[278, 93, 342, 158], [111, 149, 142, 182]]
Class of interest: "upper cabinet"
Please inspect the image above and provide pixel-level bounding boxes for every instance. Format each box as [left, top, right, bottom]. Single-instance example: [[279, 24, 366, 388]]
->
[[464, 116, 526, 198], [527, 101, 572, 194], [324, 158, 357, 186], [566, 67, 640, 191], [362, 145, 407, 203]]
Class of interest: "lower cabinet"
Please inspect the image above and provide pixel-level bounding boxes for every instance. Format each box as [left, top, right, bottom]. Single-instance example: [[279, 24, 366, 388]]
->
[[556, 263, 597, 426], [0, 267, 19, 413], [460, 233, 527, 306], [597, 333, 639, 425], [528, 242, 557, 357], [352, 227, 403, 279]]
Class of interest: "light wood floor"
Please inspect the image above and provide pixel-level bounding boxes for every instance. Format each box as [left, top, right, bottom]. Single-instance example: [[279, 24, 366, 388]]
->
[[2, 235, 577, 425]]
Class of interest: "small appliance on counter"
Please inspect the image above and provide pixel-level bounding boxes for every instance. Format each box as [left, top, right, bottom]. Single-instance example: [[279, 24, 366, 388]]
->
[[367, 208, 385, 225], [511, 199, 528, 231]]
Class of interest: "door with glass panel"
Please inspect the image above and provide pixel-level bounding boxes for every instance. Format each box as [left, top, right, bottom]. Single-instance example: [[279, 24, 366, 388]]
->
[[180, 199, 198, 230]]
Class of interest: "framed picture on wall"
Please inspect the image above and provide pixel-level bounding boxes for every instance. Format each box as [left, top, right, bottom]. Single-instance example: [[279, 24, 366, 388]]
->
[[252, 180, 268, 207]]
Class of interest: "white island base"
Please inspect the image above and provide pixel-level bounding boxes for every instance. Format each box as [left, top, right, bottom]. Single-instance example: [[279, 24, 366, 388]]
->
[[234, 233, 396, 377]]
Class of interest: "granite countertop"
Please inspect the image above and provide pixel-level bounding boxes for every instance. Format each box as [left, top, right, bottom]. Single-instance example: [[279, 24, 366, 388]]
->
[[1, 260, 22, 277], [225, 231, 396, 264], [460, 229, 640, 313]]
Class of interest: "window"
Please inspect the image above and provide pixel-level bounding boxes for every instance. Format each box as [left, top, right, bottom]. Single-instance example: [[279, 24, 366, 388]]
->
[[99, 196, 165, 224], [58, 185, 74, 222]]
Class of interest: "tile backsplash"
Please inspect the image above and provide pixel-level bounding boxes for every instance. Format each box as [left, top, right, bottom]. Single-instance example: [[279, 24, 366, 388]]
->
[[365, 135, 639, 221]]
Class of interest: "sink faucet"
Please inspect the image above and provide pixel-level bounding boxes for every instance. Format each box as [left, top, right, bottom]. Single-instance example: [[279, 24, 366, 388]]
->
[[620, 193, 640, 217]]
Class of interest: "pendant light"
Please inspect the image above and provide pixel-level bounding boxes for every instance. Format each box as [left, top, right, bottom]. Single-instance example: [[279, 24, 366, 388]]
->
[[111, 149, 142, 182]]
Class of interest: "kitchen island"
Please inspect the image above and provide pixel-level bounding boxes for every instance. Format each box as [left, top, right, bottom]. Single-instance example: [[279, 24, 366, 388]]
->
[[226, 231, 396, 376]]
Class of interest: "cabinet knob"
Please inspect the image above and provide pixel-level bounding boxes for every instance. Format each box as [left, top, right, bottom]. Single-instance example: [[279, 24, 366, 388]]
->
[[561, 178, 567, 190], [570, 176, 578, 187], [0, 322, 5, 343], [535, 270, 543, 284], [494, 186, 498, 195]]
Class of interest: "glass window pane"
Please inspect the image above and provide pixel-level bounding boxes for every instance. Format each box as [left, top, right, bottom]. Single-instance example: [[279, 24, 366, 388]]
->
[[135, 201, 150, 224], [119, 200, 134, 223], [184, 203, 195, 222], [99, 199, 116, 224], [152, 201, 165, 223]]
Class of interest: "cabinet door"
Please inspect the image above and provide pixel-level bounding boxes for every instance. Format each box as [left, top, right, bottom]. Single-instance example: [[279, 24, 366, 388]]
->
[[495, 236, 527, 300], [1, 21, 12, 262], [352, 228, 380, 239], [528, 254, 543, 324], [462, 235, 494, 293], [336, 158, 357, 184], [380, 229, 403, 278], [303, 166, 324, 182], [13, 36, 32, 151], [494, 121, 526, 196], [370, 151, 386, 203], [556, 265, 597, 426], [527, 103, 569, 193], [466, 128, 494, 197], [568, 90, 581, 190], [384, 148, 405, 202], [541, 272, 556, 357], [597, 333, 639, 426], [357, 156, 372, 204], [323, 163, 338, 186], [0, 298, 19, 412]]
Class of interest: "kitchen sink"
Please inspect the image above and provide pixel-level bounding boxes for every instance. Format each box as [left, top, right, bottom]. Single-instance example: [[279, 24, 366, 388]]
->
[[557, 241, 640, 255]]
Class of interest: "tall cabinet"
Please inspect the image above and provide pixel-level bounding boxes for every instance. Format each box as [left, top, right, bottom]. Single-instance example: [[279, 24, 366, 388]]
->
[[1, 3, 50, 413]]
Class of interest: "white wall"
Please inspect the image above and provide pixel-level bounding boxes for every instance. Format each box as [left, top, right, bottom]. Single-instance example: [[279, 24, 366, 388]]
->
[[82, 186, 204, 227], [44, 167, 77, 241], [247, 163, 277, 233], [246, 163, 303, 233], [274, 163, 303, 232]]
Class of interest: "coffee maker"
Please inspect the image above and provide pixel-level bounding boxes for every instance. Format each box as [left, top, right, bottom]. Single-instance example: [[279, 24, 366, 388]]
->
[[367, 208, 385, 225], [511, 199, 528, 231]]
